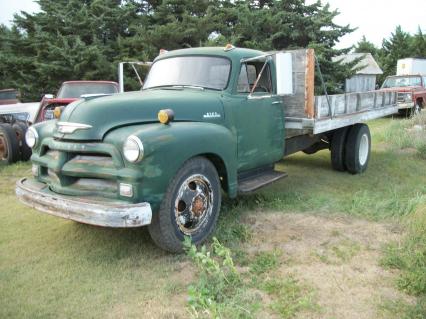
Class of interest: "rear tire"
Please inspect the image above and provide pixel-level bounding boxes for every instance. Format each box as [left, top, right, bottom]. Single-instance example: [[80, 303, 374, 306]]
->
[[148, 157, 221, 253], [0, 123, 20, 164], [330, 127, 349, 171], [345, 124, 371, 174], [14, 122, 32, 161]]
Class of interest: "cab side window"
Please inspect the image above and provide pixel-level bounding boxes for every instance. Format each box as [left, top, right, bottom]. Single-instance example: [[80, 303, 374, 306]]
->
[[237, 62, 272, 93]]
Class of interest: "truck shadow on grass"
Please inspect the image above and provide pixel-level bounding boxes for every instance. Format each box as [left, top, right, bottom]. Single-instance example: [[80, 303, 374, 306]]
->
[[62, 222, 172, 261]]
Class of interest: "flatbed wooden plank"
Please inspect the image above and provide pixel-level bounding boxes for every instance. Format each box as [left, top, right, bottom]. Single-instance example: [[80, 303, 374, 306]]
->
[[304, 49, 315, 118]]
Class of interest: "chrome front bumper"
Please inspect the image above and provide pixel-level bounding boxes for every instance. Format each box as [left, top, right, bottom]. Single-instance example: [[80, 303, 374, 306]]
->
[[397, 102, 414, 109], [16, 178, 152, 227]]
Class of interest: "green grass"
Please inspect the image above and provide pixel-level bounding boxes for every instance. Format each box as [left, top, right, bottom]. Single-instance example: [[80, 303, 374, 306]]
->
[[0, 163, 187, 318], [249, 249, 281, 275], [379, 296, 426, 319], [382, 112, 426, 159], [1, 118, 426, 318], [314, 238, 361, 264], [185, 238, 318, 319], [381, 205, 426, 318], [262, 276, 319, 318]]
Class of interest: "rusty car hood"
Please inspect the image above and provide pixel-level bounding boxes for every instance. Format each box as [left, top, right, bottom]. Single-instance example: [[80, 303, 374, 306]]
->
[[380, 86, 422, 92], [54, 89, 225, 141]]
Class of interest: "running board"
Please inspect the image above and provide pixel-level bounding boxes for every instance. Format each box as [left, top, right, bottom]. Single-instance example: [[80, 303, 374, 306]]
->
[[238, 170, 287, 193]]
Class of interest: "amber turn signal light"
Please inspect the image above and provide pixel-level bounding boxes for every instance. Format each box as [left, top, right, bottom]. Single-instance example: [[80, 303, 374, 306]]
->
[[54, 106, 62, 119], [158, 109, 174, 124]]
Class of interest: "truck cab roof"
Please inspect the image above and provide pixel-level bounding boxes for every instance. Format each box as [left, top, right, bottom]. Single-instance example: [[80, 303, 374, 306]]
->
[[155, 46, 265, 62]]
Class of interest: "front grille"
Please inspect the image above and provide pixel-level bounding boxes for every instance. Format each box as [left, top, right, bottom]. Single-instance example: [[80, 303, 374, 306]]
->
[[35, 139, 123, 199], [397, 92, 412, 103]]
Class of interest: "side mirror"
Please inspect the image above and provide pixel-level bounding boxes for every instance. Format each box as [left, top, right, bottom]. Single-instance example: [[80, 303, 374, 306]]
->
[[275, 52, 293, 95], [44, 94, 54, 99]]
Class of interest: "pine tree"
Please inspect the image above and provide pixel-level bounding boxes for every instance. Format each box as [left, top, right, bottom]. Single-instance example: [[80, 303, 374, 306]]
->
[[210, 0, 357, 94], [410, 27, 426, 58], [1, 0, 359, 98], [380, 26, 412, 80], [355, 36, 379, 59]]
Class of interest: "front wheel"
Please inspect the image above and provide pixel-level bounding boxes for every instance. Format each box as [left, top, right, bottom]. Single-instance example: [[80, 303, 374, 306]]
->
[[410, 101, 422, 117], [148, 157, 221, 253]]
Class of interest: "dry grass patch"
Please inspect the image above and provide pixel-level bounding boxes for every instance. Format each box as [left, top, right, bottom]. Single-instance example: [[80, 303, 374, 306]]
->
[[242, 212, 414, 319]]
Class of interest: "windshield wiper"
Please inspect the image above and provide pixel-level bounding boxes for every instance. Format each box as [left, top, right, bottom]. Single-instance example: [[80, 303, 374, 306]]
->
[[172, 85, 205, 90], [144, 85, 181, 90]]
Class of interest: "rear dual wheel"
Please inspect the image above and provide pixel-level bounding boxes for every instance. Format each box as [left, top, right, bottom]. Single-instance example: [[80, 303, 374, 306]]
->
[[330, 124, 371, 174]]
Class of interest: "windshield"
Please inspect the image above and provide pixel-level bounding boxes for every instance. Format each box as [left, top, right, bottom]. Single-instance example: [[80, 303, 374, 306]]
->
[[381, 76, 422, 88], [0, 90, 17, 100], [143, 56, 231, 90], [57, 83, 118, 98]]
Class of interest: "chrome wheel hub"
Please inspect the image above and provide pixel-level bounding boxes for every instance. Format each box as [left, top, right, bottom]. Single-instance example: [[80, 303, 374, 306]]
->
[[175, 174, 213, 234]]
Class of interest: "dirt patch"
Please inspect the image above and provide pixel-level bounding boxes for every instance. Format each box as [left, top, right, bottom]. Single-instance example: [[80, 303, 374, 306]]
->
[[243, 212, 414, 319]]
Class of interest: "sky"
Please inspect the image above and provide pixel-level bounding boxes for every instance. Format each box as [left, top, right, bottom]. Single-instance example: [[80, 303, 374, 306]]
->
[[0, 0, 425, 49]]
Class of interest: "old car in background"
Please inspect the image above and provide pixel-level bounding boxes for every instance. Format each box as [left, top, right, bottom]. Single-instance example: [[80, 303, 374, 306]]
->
[[0, 89, 20, 105], [381, 58, 426, 116], [0, 101, 39, 164], [0, 81, 118, 164], [36, 81, 119, 122], [381, 75, 426, 116]]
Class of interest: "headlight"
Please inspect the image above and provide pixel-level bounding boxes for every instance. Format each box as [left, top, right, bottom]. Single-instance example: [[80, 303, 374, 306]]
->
[[25, 127, 38, 148], [405, 93, 412, 102], [123, 135, 144, 163]]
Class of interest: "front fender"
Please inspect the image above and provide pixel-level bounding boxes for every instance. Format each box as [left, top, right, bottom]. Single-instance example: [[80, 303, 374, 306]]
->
[[104, 122, 237, 210]]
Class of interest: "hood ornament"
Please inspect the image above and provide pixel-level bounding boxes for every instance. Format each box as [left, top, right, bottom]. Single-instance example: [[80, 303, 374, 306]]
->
[[57, 122, 92, 134]]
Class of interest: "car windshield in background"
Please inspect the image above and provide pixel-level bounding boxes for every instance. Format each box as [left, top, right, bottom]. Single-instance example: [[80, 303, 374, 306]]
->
[[57, 83, 118, 98], [0, 91, 17, 100], [143, 56, 231, 90], [381, 76, 422, 88]]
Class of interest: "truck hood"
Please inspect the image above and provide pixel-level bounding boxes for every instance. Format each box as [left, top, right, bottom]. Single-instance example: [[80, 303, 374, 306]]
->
[[380, 86, 421, 92], [54, 89, 225, 141]]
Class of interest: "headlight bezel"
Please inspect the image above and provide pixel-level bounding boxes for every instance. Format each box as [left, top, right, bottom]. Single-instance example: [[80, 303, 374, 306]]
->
[[25, 126, 39, 149], [405, 93, 412, 102], [123, 135, 144, 163]]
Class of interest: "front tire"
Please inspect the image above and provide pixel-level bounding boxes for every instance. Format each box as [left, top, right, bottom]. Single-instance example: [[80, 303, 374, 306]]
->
[[345, 124, 371, 174], [148, 156, 221, 253], [410, 101, 422, 117]]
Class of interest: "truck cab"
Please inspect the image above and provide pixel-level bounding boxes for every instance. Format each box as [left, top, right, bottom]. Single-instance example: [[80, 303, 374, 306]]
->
[[381, 74, 426, 116]]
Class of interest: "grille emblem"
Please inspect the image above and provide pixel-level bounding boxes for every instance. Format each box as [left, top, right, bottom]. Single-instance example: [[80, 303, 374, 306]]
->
[[57, 122, 92, 134]]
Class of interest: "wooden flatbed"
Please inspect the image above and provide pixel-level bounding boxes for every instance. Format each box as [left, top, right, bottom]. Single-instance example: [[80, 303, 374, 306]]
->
[[281, 49, 398, 139]]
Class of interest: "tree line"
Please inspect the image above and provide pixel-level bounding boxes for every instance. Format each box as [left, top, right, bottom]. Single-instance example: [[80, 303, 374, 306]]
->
[[0, 0, 425, 101], [355, 26, 426, 83]]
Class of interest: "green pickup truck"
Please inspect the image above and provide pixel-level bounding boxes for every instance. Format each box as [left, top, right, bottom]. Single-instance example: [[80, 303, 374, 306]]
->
[[16, 46, 398, 252]]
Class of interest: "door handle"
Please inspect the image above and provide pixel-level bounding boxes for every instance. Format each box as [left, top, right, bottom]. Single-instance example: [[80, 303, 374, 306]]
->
[[272, 101, 282, 105]]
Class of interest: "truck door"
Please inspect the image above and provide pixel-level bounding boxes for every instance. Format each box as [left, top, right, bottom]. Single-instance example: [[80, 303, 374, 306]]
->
[[231, 61, 284, 170]]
